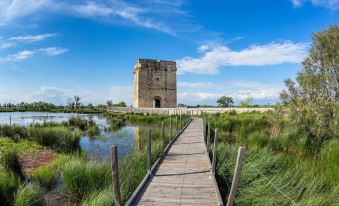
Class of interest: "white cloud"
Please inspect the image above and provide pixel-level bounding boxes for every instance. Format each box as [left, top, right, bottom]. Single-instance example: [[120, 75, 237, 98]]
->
[[0, 0, 194, 35], [38, 47, 69, 56], [176, 41, 309, 74], [9, 33, 56, 42], [0, 0, 52, 25], [6, 50, 34, 61], [0, 85, 134, 105], [0, 33, 57, 51], [177, 80, 283, 103], [1, 47, 69, 62], [291, 0, 339, 9]]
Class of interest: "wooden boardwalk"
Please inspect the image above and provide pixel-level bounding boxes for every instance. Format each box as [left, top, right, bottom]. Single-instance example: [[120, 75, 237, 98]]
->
[[132, 118, 222, 206]]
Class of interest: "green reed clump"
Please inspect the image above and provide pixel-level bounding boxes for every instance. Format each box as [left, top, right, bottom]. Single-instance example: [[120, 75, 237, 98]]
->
[[66, 117, 90, 130], [82, 187, 114, 206], [63, 160, 112, 200], [31, 166, 57, 189], [28, 126, 81, 152], [13, 182, 44, 206], [0, 169, 21, 206], [111, 117, 126, 130], [63, 136, 163, 205], [0, 125, 28, 141], [1, 148, 21, 174]]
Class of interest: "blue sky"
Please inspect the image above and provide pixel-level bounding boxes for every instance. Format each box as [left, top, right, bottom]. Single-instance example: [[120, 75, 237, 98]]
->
[[0, 0, 338, 106]]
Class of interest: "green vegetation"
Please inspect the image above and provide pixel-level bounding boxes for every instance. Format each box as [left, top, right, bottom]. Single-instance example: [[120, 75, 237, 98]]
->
[[13, 183, 44, 206], [63, 135, 164, 205], [0, 101, 106, 113], [217, 96, 234, 107], [0, 170, 20, 206], [28, 126, 81, 152], [30, 155, 68, 188], [205, 25, 339, 206]]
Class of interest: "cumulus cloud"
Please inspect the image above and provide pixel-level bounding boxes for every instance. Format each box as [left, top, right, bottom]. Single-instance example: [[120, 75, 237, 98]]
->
[[0, 85, 134, 105], [291, 0, 339, 9], [177, 80, 283, 103], [176, 41, 309, 74]]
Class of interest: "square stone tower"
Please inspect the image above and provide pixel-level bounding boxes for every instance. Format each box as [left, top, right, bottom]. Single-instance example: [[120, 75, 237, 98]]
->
[[134, 59, 177, 108]]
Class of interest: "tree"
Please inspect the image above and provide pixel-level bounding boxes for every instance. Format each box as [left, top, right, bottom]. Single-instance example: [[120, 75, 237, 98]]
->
[[217, 96, 234, 107], [280, 25, 339, 154], [74, 96, 81, 110], [114, 101, 127, 107], [106, 100, 113, 107], [66, 98, 74, 110], [239, 96, 253, 107]]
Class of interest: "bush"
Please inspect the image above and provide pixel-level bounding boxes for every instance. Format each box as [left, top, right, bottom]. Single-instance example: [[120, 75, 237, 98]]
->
[[14, 183, 44, 206]]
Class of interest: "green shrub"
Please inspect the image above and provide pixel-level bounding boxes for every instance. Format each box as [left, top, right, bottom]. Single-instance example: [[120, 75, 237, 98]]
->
[[0, 170, 20, 206], [14, 183, 44, 206]]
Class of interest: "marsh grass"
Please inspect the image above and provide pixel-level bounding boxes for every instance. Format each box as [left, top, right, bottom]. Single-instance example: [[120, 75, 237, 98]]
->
[[13, 182, 44, 206], [207, 112, 339, 206], [63, 160, 112, 200], [63, 137, 163, 205], [0, 170, 20, 206], [28, 126, 81, 152]]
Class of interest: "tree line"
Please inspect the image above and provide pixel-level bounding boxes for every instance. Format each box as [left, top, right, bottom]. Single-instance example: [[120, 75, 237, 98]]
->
[[0, 96, 127, 113]]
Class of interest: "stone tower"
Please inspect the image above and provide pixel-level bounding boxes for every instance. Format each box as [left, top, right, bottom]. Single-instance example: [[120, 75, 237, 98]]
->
[[134, 59, 177, 108]]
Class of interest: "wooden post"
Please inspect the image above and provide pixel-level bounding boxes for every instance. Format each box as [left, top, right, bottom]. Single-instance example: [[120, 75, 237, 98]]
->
[[180, 111, 182, 130], [111, 145, 122, 206], [211, 128, 218, 175], [203, 114, 206, 139], [147, 128, 152, 174], [169, 118, 172, 142], [207, 122, 211, 148], [161, 122, 165, 151], [9, 116, 11, 126], [176, 116, 178, 134], [226, 147, 246, 206]]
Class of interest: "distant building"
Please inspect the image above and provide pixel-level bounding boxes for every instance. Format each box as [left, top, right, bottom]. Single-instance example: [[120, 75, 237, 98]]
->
[[133, 59, 177, 108]]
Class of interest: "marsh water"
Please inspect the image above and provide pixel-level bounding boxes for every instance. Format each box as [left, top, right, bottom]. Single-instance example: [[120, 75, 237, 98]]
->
[[0, 112, 160, 161]]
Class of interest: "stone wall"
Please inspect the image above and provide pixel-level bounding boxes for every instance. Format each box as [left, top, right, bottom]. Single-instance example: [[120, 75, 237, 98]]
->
[[108, 107, 274, 115], [134, 59, 177, 108]]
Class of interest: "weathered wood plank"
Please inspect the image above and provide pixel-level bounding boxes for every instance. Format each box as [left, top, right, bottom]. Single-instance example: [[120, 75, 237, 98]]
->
[[133, 118, 222, 206]]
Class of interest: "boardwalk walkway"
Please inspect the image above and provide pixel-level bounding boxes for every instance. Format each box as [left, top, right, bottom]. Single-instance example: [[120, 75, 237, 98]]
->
[[132, 118, 222, 205]]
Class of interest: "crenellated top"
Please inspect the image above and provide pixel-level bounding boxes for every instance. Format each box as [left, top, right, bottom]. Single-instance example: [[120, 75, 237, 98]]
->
[[134, 59, 176, 72]]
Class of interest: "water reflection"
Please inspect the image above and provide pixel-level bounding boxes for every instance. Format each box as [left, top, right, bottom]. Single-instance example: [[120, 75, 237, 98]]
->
[[0, 112, 161, 161]]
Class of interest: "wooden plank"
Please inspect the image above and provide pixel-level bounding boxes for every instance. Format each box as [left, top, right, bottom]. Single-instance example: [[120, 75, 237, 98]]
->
[[132, 118, 222, 206]]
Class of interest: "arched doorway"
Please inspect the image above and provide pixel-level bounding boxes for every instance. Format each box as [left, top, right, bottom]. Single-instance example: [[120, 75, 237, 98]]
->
[[153, 97, 161, 108]]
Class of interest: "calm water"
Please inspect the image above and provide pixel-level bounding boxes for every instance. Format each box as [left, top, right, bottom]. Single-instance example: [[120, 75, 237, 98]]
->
[[0, 112, 157, 161]]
